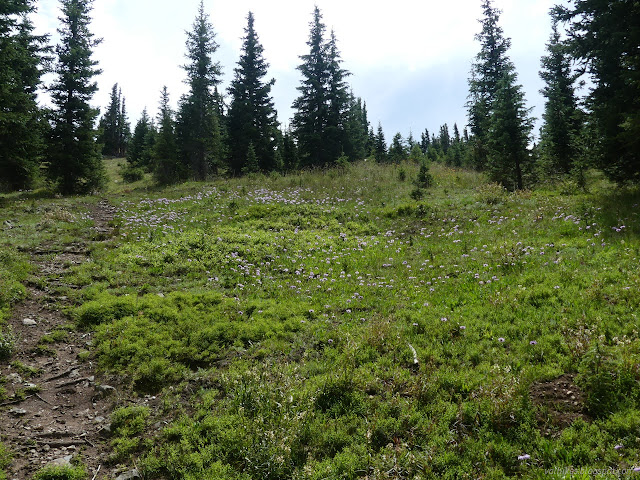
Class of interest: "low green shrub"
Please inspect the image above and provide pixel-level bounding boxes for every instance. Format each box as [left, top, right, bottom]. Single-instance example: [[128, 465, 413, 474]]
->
[[31, 464, 86, 480]]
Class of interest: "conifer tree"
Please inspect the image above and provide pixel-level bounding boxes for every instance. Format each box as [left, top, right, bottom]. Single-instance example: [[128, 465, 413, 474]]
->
[[244, 142, 259, 174], [487, 71, 535, 190], [367, 127, 377, 157], [47, 0, 105, 194], [467, 0, 512, 171], [127, 109, 155, 169], [0, 1, 49, 191], [374, 123, 387, 162], [439, 124, 451, 154], [154, 87, 180, 184], [325, 29, 351, 163], [227, 11, 278, 175], [554, 0, 639, 183], [291, 6, 330, 167], [389, 133, 407, 163], [344, 95, 368, 161], [420, 129, 431, 153], [468, 0, 534, 189], [280, 128, 299, 172], [176, 0, 223, 180], [539, 21, 581, 175], [98, 83, 130, 157], [118, 96, 130, 156]]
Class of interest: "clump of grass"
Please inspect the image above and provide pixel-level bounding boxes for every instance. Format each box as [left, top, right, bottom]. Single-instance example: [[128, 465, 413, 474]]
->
[[31, 464, 86, 480], [110, 405, 151, 462], [0, 327, 15, 360], [0, 442, 12, 480]]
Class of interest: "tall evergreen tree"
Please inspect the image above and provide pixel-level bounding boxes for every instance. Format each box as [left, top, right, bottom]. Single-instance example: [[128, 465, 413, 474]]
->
[[374, 123, 387, 162], [47, 0, 104, 194], [487, 71, 535, 190], [0, 1, 49, 191], [154, 87, 180, 184], [467, 0, 534, 189], [118, 95, 130, 156], [554, 0, 640, 183], [539, 21, 581, 175], [280, 127, 299, 172], [439, 123, 451, 154], [467, 0, 512, 171], [127, 108, 155, 169], [98, 83, 129, 157], [291, 6, 329, 167], [291, 8, 356, 167], [226, 11, 278, 175], [344, 95, 368, 161], [176, 0, 223, 180], [389, 133, 407, 163], [325, 29, 351, 163], [420, 128, 431, 153]]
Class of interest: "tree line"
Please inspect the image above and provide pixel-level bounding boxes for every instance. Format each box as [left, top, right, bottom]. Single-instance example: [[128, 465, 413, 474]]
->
[[0, 0, 638, 193]]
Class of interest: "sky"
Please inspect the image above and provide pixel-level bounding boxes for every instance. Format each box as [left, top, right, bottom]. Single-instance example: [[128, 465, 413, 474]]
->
[[33, 0, 560, 142]]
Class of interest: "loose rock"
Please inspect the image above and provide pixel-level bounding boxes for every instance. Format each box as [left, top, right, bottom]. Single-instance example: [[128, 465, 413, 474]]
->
[[48, 455, 73, 467], [115, 469, 141, 480]]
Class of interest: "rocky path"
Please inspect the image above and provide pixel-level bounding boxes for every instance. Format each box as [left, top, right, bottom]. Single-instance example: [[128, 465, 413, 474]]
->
[[1, 200, 121, 479]]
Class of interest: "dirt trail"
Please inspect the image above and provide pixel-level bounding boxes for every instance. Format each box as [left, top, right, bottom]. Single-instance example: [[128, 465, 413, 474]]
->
[[1, 200, 119, 479]]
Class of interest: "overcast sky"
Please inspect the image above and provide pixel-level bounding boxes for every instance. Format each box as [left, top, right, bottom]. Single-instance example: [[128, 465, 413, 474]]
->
[[33, 0, 560, 141]]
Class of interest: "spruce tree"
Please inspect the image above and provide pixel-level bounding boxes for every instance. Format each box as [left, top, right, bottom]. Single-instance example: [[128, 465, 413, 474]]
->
[[0, 1, 49, 191], [374, 123, 387, 162], [127, 109, 155, 169], [227, 11, 278, 175], [154, 87, 180, 184], [118, 95, 130, 156], [539, 21, 581, 175], [554, 0, 640, 183], [487, 71, 535, 190], [344, 95, 368, 161], [176, 0, 223, 180], [281, 128, 299, 172], [291, 6, 329, 167], [420, 129, 431, 154], [468, 0, 534, 189], [98, 83, 129, 157], [467, 0, 512, 171], [389, 133, 407, 163], [439, 124, 451, 154], [47, 0, 105, 194], [325, 30, 351, 164]]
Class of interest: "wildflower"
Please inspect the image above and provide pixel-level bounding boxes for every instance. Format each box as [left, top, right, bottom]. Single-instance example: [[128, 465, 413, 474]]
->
[[517, 454, 530, 461], [498, 337, 505, 343], [327, 339, 334, 344], [530, 340, 537, 345], [460, 326, 466, 331], [441, 317, 448, 322], [615, 444, 624, 450]]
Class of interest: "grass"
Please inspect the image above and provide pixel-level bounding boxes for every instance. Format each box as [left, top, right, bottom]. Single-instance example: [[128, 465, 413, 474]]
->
[[2, 159, 640, 478]]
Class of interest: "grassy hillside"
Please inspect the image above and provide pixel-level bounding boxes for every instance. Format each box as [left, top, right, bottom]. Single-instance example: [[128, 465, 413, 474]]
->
[[2, 160, 640, 479]]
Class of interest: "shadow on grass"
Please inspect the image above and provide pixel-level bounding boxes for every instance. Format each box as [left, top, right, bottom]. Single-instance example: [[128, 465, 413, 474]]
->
[[592, 187, 640, 239]]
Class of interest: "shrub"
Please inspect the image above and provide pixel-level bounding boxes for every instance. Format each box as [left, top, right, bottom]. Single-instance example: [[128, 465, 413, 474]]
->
[[119, 164, 145, 183]]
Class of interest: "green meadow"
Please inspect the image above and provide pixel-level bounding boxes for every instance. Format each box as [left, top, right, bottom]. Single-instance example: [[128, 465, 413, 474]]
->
[[2, 160, 640, 479]]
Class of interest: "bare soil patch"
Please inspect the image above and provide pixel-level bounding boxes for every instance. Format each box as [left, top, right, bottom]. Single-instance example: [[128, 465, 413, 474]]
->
[[530, 373, 589, 436], [0, 200, 121, 479]]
